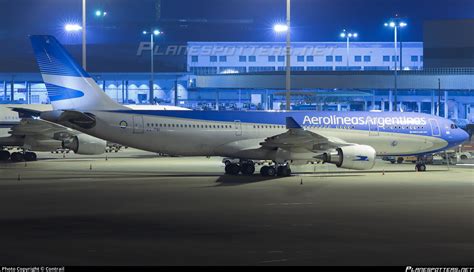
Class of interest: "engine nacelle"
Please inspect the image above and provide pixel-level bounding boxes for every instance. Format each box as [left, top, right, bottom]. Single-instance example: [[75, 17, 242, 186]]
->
[[63, 134, 106, 155], [23, 136, 63, 152], [323, 145, 376, 170]]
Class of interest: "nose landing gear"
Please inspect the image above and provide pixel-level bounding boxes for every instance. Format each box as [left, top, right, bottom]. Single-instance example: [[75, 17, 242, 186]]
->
[[415, 163, 427, 172], [415, 156, 427, 172]]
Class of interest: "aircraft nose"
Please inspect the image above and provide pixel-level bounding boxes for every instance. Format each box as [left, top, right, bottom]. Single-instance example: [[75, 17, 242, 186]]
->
[[459, 129, 470, 144]]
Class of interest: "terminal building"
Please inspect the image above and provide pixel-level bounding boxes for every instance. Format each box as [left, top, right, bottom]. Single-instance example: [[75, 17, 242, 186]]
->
[[187, 42, 424, 74], [1, 38, 473, 126]]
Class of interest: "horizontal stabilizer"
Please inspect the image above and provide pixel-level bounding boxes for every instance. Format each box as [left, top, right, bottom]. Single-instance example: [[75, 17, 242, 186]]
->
[[9, 107, 42, 118]]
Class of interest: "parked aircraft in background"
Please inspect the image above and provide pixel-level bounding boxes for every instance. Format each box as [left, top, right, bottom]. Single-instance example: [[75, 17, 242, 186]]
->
[[0, 103, 189, 162], [30, 35, 469, 175], [0, 105, 107, 161]]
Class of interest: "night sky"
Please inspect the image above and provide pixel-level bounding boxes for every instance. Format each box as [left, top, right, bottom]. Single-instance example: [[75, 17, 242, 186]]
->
[[0, 0, 472, 72]]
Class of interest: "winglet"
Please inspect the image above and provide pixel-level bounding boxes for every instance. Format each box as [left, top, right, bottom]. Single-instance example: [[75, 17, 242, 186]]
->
[[286, 117, 302, 129]]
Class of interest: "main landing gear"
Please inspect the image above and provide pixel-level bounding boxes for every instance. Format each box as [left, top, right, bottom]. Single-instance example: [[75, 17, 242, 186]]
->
[[260, 165, 292, 177], [224, 160, 292, 177], [0, 150, 38, 162], [0, 150, 11, 161], [225, 161, 256, 176]]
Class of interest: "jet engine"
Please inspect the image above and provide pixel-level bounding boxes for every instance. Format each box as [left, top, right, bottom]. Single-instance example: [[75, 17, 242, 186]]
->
[[63, 134, 106, 155], [23, 136, 63, 152], [322, 145, 376, 170]]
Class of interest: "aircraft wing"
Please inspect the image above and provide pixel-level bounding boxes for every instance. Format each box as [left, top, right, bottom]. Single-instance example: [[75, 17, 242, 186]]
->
[[9, 118, 78, 140], [260, 117, 351, 152]]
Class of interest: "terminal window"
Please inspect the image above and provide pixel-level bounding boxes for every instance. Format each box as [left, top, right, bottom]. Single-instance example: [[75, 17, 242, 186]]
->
[[268, 56, 276, 62], [326, 56, 333, 62], [210, 56, 218, 62], [411, 56, 419, 62], [306, 56, 314, 62], [355, 56, 362, 62], [239, 56, 247, 62], [278, 56, 285, 62], [191, 56, 199, 62], [383, 56, 390, 62], [391, 56, 400, 62], [297, 56, 305, 62], [219, 56, 227, 62], [335, 56, 343, 62], [364, 56, 371, 62], [249, 56, 257, 62]]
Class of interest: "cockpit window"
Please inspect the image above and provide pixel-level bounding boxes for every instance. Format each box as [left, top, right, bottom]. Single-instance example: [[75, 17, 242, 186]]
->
[[450, 124, 458, 129]]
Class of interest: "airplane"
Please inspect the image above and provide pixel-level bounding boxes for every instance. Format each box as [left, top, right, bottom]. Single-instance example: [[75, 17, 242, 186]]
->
[[29, 35, 469, 176], [0, 103, 189, 162], [0, 104, 107, 162]]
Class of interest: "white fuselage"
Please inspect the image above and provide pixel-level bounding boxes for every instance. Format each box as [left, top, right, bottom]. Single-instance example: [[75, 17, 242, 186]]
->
[[76, 111, 449, 161]]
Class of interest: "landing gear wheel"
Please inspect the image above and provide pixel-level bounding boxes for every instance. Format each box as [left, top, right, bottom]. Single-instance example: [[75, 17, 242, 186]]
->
[[10, 152, 24, 162], [241, 163, 255, 176], [225, 163, 241, 175], [0, 150, 10, 161], [24, 152, 37, 162], [416, 163, 427, 172], [260, 166, 276, 177], [277, 166, 292, 177]]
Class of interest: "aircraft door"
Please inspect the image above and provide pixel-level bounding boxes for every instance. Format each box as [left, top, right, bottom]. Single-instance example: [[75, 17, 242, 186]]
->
[[234, 120, 242, 136], [429, 119, 441, 136], [133, 116, 144, 134], [369, 123, 380, 136]]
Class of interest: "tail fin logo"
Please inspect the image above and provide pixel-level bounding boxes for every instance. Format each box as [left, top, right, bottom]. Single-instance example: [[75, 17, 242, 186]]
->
[[45, 83, 84, 102], [30, 35, 126, 111]]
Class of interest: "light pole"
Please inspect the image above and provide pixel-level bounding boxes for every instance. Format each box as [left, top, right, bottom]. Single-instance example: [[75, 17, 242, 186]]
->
[[95, 10, 107, 17], [385, 20, 407, 112], [142, 29, 162, 104], [82, 0, 86, 70], [66, 2, 107, 71], [340, 30, 358, 68], [274, 0, 291, 111], [65, 24, 82, 32], [285, 0, 291, 111]]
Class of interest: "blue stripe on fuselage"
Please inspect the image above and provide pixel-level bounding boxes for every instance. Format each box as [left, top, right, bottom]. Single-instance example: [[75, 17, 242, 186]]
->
[[107, 110, 440, 137]]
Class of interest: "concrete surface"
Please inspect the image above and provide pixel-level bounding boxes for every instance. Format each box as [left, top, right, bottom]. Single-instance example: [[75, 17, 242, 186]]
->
[[0, 149, 472, 265]]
